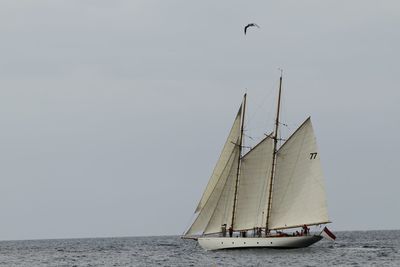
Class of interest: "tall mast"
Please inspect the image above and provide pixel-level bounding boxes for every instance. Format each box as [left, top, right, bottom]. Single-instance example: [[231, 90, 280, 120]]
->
[[231, 93, 247, 230], [265, 72, 283, 234]]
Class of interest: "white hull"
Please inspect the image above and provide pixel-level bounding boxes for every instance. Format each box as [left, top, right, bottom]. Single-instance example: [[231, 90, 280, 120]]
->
[[198, 235, 322, 250]]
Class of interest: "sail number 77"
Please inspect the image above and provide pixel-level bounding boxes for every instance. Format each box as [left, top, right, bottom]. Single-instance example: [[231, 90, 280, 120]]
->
[[310, 152, 318, 159]]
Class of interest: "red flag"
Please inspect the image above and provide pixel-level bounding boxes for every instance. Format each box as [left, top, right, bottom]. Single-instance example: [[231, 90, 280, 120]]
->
[[321, 227, 336, 241]]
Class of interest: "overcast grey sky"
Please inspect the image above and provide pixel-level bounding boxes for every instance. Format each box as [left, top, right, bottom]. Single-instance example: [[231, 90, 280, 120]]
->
[[0, 1, 399, 240]]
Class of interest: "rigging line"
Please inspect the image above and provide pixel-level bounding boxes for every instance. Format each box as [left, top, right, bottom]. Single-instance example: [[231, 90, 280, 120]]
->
[[245, 82, 280, 156], [245, 83, 276, 127], [245, 132, 270, 153], [264, 132, 274, 138], [279, 89, 296, 148], [230, 141, 252, 150], [243, 133, 255, 140]]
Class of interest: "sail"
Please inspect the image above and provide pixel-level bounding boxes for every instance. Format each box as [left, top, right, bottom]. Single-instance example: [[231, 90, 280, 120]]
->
[[268, 118, 330, 230], [185, 148, 239, 235], [233, 137, 274, 230], [203, 150, 239, 234], [194, 105, 242, 213], [185, 104, 243, 236]]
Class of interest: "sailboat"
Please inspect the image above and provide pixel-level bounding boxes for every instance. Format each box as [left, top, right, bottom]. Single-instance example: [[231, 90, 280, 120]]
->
[[182, 74, 335, 250]]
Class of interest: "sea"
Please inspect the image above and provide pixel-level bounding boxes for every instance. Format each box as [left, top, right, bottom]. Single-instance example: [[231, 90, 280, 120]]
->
[[0, 230, 398, 266]]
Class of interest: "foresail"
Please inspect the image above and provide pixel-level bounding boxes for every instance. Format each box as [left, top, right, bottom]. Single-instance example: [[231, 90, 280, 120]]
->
[[194, 105, 242, 213], [185, 148, 239, 236], [185, 104, 242, 236], [268, 118, 329, 230], [234, 137, 274, 230], [203, 150, 239, 234]]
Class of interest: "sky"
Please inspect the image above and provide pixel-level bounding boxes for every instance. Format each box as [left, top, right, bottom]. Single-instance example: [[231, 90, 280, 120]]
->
[[0, 1, 399, 241]]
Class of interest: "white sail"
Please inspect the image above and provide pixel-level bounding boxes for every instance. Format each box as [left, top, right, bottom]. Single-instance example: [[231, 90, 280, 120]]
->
[[194, 106, 242, 213], [268, 118, 330, 230], [234, 137, 274, 230], [203, 150, 239, 234], [185, 104, 242, 236], [186, 149, 239, 235]]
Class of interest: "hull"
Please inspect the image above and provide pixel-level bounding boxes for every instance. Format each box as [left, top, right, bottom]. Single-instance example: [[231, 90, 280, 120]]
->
[[198, 235, 322, 251]]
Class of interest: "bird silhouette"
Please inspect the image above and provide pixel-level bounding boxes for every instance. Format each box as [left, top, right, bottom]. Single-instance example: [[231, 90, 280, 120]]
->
[[244, 23, 260, 35]]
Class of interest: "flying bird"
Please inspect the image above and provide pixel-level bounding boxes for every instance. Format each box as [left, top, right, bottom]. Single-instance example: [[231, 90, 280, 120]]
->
[[244, 23, 260, 35]]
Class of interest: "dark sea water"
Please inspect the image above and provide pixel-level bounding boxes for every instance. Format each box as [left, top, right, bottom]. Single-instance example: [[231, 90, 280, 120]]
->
[[0, 230, 399, 266]]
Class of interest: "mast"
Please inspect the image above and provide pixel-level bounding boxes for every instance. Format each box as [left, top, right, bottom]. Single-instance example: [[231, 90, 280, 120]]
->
[[231, 93, 247, 230], [265, 72, 283, 234]]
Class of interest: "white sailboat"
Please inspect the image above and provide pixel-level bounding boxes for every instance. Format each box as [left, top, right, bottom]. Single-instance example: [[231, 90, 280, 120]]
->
[[183, 74, 335, 250]]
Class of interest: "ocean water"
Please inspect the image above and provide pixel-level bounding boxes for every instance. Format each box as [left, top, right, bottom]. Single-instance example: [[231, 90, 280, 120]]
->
[[0, 230, 399, 266]]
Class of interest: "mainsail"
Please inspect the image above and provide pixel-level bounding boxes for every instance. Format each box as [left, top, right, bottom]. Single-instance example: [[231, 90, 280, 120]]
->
[[234, 137, 273, 230], [268, 118, 330, 229]]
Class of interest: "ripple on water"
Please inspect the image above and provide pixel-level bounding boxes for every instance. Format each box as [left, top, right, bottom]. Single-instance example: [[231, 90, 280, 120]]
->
[[0, 231, 398, 266]]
